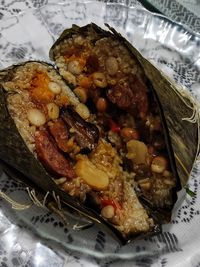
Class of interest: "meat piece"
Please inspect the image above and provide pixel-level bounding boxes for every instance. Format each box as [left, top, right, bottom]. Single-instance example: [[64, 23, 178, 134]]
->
[[86, 54, 99, 73], [129, 75, 149, 117], [107, 75, 149, 117], [49, 119, 69, 152], [35, 130, 75, 178], [107, 84, 134, 109], [61, 106, 99, 151]]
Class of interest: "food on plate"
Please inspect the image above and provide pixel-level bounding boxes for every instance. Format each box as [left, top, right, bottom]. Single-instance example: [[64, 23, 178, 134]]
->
[[0, 23, 198, 243]]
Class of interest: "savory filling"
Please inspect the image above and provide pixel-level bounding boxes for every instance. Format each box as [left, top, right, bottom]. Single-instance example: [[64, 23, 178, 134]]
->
[[53, 33, 176, 207], [3, 56, 175, 236]]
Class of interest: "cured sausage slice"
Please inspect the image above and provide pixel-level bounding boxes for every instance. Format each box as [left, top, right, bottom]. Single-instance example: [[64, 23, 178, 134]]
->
[[49, 119, 69, 152], [35, 130, 75, 179]]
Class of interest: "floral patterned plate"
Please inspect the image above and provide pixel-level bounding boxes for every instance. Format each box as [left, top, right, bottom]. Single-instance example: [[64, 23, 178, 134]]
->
[[0, 1, 200, 266]]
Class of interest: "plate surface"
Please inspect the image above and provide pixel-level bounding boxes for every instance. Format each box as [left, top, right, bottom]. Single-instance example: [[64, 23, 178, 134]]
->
[[0, 1, 200, 266]]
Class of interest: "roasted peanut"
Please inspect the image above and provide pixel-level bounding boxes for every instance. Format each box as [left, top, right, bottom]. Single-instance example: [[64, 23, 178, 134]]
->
[[74, 87, 87, 103], [93, 72, 107, 88], [151, 156, 168, 173], [138, 178, 151, 191], [106, 57, 118, 76], [27, 108, 46, 126], [68, 60, 82, 75], [120, 127, 139, 141], [48, 82, 61, 94], [96, 97, 107, 112], [47, 103, 59, 120], [101, 205, 115, 219], [75, 103, 90, 119]]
